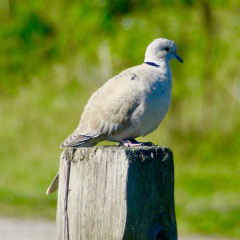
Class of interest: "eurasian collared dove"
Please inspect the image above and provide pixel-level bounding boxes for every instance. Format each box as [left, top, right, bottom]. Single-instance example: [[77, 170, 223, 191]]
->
[[46, 38, 183, 194]]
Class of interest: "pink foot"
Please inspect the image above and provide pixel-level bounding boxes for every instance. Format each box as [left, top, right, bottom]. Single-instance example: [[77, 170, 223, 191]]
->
[[119, 139, 154, 147]]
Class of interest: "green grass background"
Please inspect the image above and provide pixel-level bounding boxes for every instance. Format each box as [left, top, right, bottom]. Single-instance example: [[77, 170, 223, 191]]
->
[[0, 0, 240, 238]]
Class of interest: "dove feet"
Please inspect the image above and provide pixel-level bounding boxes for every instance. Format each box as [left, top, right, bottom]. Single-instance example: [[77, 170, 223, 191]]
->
[[119, 139, 154, 147]]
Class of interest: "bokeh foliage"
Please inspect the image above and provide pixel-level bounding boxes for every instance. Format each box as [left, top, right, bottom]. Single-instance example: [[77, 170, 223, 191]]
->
[[0, 0, 240, 238]]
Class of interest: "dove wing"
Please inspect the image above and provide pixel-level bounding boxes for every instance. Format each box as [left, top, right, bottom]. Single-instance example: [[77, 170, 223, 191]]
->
[[61, 69, 142, 147]]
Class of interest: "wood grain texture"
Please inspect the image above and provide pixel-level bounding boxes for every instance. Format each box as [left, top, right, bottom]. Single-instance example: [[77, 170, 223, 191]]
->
[[57, 146, 177, 240]]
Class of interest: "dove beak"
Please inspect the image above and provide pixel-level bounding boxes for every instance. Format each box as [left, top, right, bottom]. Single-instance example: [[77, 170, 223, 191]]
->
[[174, 53, 183, 63]]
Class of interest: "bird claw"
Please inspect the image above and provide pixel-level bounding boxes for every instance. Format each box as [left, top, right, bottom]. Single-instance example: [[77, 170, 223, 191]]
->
[[119, 139, 154, 147]]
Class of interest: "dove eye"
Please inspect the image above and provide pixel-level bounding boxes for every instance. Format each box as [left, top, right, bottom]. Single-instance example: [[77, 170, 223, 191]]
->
[[165, 47, 170, 52]]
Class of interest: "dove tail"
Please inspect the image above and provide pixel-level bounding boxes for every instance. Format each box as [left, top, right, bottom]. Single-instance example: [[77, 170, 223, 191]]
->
[[46, 173, 59, 195]]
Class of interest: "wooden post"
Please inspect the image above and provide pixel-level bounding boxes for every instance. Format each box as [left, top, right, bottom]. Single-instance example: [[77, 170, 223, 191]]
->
[[57, 146, 177, 240]]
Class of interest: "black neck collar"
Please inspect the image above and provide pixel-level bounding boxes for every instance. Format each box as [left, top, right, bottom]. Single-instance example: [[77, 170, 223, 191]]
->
[[144, 62, 160, 67]]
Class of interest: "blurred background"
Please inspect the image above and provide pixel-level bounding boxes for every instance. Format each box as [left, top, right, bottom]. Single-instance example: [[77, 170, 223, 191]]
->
[[0, 0, 240, 238]]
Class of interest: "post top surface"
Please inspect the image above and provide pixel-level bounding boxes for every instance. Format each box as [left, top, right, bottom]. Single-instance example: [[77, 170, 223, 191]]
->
[[63, 145, 172, 154], [61, 145, 173, 164]]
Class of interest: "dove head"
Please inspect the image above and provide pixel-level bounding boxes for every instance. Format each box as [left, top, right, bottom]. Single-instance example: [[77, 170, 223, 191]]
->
[[144, 38, 183, 66]]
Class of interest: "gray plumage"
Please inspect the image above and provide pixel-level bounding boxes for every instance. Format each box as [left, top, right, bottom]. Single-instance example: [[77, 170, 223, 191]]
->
[[61, 38, 182, 148]]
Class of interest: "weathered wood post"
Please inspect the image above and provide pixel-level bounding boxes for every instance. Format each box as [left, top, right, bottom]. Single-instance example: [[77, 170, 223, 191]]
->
[[57, 146, 177, 240]]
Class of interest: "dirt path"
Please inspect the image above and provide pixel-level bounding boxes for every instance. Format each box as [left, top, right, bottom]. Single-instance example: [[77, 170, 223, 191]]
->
[[0, 217, 57, 240]]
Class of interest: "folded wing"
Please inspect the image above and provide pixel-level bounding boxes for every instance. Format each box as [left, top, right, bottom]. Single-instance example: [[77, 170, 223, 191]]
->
[[61, 70, 141, 148]]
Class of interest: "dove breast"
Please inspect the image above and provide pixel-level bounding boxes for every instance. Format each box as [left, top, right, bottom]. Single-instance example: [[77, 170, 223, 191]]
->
[[76, 63, 172, 142]]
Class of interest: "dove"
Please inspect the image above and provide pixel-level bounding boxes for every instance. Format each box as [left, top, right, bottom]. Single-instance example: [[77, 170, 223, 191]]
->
[[46, 38, 183, 194]]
